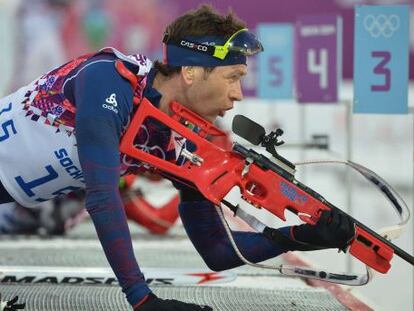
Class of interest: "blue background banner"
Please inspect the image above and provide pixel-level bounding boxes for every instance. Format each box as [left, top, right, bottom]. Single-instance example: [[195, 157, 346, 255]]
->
[[257, 24, 294, 100], [353, 5, 409, 114]]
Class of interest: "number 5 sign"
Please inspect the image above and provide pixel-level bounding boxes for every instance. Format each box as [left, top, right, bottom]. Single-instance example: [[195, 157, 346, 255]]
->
[[257, 23, 294, 100], [353, 5, 409, 114], [296, 15, 342, 103]]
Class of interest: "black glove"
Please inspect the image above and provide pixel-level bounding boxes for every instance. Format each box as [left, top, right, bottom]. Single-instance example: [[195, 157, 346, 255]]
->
[[136, 293, 212, 311], [0, 295, 26, 311], [293, 209, 355, 251]]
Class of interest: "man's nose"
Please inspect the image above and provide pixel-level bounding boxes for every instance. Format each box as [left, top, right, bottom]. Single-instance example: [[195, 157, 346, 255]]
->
[[230, 81, 243, 102]]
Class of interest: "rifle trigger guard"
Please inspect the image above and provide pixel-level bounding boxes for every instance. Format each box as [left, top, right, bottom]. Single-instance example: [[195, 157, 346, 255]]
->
[[242, 157, 254, 178]]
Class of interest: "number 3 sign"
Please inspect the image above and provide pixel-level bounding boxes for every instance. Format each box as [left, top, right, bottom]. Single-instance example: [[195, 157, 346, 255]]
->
[[353, 5, 409, 114]]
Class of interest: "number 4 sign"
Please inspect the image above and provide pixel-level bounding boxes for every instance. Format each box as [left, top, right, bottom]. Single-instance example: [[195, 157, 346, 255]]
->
[[353, 5, 409, 114], [295, 15, 343, 103]]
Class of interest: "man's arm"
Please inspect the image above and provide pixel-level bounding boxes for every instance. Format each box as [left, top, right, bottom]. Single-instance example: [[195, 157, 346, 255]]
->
[[177, 186, 354, 271], [71, 59, 213, 311], [72, 59, 151, 307]]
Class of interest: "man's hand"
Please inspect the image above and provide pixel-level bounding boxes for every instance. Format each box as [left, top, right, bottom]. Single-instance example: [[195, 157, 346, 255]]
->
[[136, 293, 212, 310], [0, 295, 25, 311], [293, 209, 356, 251]]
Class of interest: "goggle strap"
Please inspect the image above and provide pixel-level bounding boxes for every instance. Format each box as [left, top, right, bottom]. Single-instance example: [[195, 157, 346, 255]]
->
[[163, 36, 216, 57], [224, 28, 249, 46]]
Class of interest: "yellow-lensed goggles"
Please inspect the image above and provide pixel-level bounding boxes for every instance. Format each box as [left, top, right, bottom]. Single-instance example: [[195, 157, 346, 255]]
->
[[212, 28, 263, 59]]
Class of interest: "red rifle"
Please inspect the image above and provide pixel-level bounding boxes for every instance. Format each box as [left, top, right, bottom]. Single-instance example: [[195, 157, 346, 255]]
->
[[120, 98, 414, 275]]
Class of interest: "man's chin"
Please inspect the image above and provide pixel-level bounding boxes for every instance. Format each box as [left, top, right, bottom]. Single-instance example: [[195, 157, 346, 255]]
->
[[205, 115, 218, 123]]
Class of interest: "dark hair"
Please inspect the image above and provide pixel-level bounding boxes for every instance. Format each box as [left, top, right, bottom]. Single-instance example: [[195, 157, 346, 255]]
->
[[154, 4, 246, 78]]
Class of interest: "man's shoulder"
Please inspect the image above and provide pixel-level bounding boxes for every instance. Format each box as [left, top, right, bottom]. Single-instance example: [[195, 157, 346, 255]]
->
[[99, 47, 152, 76], [69, 49, 152, 86]]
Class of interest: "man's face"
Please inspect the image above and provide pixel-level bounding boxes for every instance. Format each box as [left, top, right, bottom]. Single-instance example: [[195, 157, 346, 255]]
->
[[184, 64, 247, 123]]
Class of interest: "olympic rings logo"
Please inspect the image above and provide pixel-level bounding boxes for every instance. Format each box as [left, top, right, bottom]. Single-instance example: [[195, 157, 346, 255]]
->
[[135, 125, 165, 158], [363, 14, 400, 38], [122, 125, 166, 170]]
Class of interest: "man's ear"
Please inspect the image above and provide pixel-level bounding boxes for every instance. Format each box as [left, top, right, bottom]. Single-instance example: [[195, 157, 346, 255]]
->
[[181, 66, 195, 84]]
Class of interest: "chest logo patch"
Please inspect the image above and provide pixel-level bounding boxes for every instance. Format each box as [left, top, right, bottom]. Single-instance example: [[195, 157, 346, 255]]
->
[[103, 93, 118, 113]]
